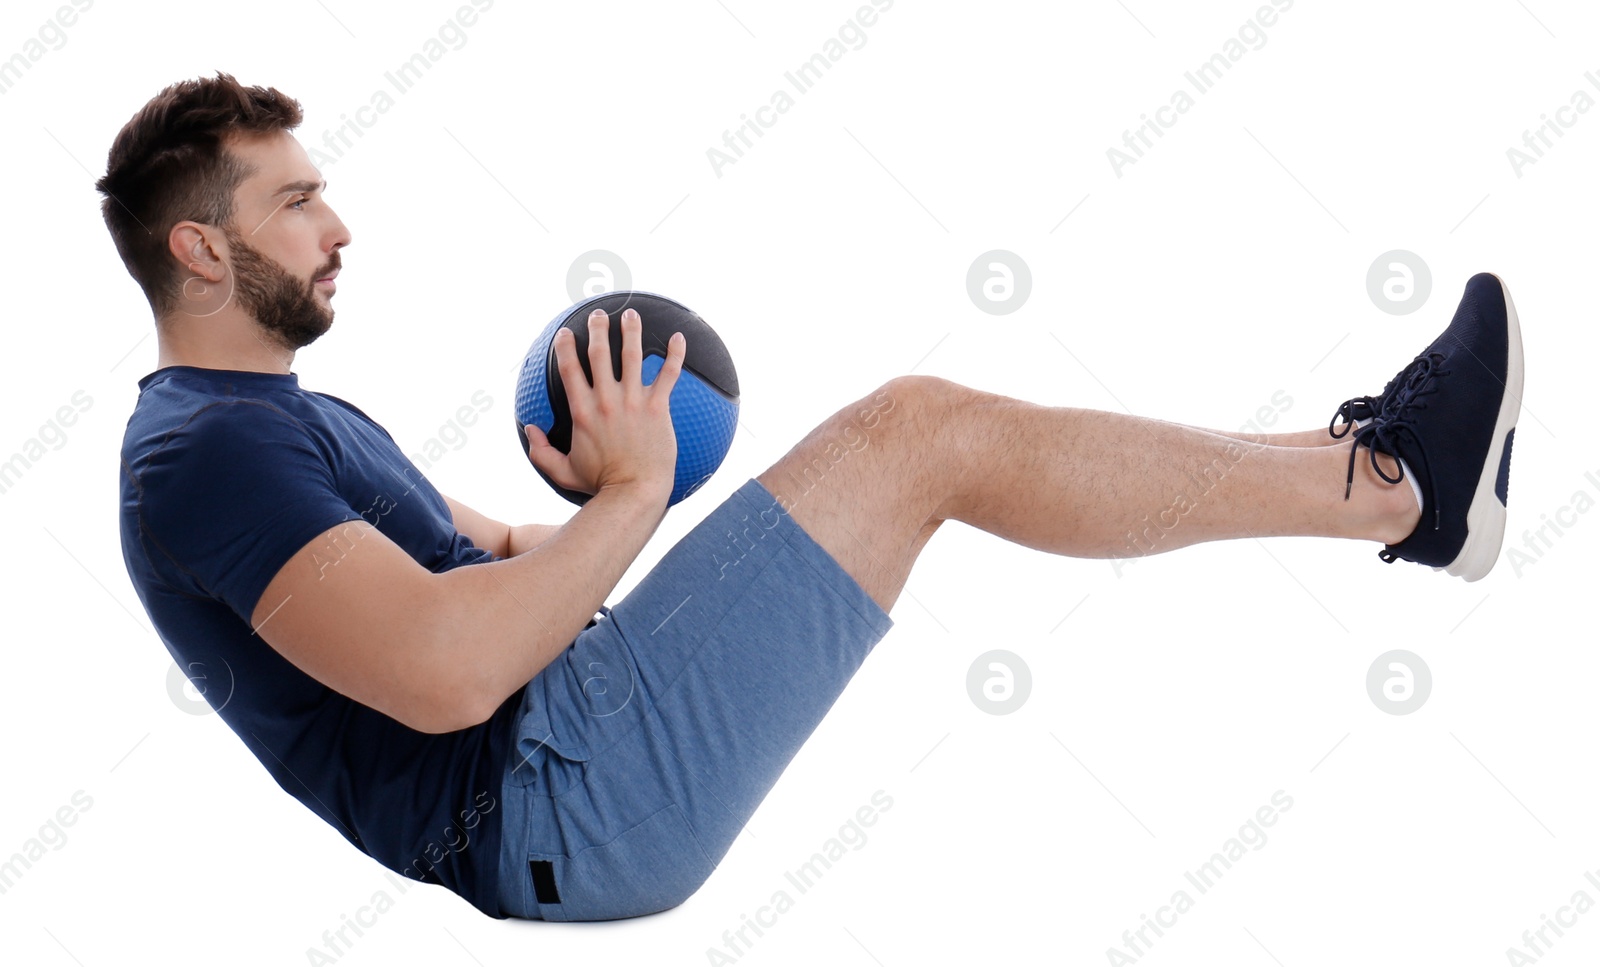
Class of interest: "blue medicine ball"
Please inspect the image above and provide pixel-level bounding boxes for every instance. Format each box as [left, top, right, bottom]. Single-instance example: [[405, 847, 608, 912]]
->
[[514, 291, 740, 507]]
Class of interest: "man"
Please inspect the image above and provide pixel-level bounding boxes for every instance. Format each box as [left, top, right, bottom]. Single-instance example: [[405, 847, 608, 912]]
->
[[103, 73, 1522, 922]]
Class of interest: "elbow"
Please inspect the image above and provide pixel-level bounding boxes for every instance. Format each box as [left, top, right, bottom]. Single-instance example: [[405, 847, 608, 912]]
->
[[405, 680, 496, 734], [397, 688, 493, 737], [411, 705, 491, 735], [402, 599, 501, 735], [432, 690, 502, 733]]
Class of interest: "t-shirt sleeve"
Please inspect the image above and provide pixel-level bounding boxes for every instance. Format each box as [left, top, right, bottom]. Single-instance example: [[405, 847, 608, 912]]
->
[[136, 399, 363, 625]]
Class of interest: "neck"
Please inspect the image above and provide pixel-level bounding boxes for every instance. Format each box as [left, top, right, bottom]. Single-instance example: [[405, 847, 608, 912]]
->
[[153, 314, 297, 374]]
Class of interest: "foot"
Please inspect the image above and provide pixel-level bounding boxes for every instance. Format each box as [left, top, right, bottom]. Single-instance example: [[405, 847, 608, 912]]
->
[[1332, 272, 1524, 581], [1327, 277, 1496, 439]]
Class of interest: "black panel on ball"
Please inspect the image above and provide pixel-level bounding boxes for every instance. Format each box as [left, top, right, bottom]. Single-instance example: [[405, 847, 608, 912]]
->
[[549, 291, 738, 399]]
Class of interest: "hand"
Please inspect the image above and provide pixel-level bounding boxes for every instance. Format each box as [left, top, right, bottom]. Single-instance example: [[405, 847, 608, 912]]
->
[[525, 307, 686, 500]]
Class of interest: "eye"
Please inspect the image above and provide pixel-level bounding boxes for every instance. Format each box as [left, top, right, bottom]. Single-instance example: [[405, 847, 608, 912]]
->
[[289, 195, 310, 211]]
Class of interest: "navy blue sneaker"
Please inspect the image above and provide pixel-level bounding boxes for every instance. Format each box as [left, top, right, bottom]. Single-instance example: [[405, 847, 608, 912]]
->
[[1333, 273, 1524, 581], [1327, 277, 1500, 441]]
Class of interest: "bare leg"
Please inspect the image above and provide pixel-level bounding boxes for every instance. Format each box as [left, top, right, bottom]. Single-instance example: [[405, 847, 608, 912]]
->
[[756, 376, 1419, 614], [1159, 422, 1341, 448]]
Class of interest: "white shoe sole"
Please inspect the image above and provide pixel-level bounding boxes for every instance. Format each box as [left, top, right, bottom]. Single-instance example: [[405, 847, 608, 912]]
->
[[1444, 274, 1524, 582]]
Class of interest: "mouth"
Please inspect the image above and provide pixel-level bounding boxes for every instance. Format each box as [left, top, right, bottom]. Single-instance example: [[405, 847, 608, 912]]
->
[[316, 270, 338, 292]]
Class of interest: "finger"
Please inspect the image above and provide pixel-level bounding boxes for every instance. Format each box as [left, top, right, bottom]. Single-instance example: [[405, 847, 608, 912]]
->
[[586, 308, 616, 392], [551, 328, 592, 415], [524, 424, 581, 490], [651, 330, 688, 400], [620, 307, 641, 390]]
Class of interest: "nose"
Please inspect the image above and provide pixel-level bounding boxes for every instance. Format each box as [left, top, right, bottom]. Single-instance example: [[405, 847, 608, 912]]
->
[[327, 206, 352, 253]]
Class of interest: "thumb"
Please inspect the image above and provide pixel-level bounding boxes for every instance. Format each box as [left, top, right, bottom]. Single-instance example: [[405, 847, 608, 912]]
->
[[523, 423, 576, 486]]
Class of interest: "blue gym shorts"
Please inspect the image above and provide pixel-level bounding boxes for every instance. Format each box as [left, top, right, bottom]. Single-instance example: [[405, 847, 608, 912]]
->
[[494, 477, 896, 921]]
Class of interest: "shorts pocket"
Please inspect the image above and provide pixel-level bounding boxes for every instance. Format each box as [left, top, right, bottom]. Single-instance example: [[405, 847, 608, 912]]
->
[[508, 618, 651, 796], [524, 803, 715, 922]]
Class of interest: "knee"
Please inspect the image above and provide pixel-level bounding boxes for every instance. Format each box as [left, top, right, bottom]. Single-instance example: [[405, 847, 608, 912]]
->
[[868, 375, 966, 430]]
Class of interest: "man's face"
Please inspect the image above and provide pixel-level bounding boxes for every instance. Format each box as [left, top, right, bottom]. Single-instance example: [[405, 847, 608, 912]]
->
[[223, 225, 335, 350], [218, 131, 350, 350]]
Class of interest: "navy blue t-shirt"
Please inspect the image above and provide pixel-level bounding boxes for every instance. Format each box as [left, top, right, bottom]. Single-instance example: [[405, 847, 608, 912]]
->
[[119, 366, 520, 918]]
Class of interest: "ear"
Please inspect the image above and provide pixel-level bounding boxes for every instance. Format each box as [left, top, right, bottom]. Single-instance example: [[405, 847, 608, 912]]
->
[[169, 221, 226, 283]]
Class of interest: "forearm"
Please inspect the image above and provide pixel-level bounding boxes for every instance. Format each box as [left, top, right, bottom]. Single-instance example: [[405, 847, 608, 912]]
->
[[444, 495, 562, 558], [507, 522, 563, 557], [432, 482, 669, 724], [444, 495, 513, 557]]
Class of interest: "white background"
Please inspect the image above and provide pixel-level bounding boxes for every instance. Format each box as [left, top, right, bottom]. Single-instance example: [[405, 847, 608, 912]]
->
[[1, 0, 1596, 964]]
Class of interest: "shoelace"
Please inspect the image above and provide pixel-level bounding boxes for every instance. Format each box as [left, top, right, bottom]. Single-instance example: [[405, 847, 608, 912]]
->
[[1328, 364, 1416, 440], [1328, 395, 1381, 439], [1341, 352, 1448, 534]]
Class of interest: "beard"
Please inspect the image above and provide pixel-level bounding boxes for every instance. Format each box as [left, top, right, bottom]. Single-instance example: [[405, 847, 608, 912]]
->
[[223, 227, 336, 351]]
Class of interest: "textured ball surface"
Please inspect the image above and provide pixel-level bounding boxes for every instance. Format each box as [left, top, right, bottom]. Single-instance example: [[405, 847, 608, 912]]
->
[[514, 291, 740, 506]]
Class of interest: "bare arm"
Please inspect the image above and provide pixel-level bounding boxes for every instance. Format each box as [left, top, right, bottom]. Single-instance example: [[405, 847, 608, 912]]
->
[[507, 522, 563, 557], [442, 494, 562, 559], [438, 482, 666, 718], [250, 480, 667, 733]]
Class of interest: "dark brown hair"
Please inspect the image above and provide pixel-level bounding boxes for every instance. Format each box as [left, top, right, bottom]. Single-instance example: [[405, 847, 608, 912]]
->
[[95, 72, 303, 318]]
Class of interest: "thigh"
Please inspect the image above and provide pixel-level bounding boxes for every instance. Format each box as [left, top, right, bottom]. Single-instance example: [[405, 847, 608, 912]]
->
[[497, 477, 895, 919], [755, 375, 954, 616]]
